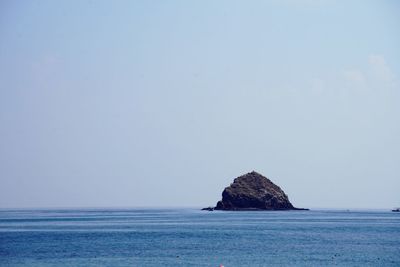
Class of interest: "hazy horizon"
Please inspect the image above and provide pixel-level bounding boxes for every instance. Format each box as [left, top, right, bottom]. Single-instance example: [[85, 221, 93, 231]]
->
[[1, 0, 399, 209]]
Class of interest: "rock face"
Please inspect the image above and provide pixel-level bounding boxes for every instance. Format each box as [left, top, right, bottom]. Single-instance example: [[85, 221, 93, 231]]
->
[[213, 171, 306, 211]]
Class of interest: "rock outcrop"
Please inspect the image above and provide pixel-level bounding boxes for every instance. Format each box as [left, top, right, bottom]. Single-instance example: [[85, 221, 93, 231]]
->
[[210, 171, 307, 211]]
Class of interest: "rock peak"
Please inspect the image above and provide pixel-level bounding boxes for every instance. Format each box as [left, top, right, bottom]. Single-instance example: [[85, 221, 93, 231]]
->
[[210, 171, 307, 211]]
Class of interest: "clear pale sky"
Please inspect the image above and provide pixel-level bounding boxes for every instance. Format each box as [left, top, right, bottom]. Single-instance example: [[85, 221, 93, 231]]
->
[[0, 0, 399, 209]]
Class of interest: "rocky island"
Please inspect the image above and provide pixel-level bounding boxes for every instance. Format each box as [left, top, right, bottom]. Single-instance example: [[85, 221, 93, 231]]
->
[[203, 171, 307, 211]]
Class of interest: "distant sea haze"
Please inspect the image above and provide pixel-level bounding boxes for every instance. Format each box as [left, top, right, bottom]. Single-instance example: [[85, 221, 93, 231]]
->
[[1, 208, 399, 266]]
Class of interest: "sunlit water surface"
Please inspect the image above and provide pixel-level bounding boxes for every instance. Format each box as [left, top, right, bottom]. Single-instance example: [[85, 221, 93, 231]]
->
[[0, 209, 399, 266]]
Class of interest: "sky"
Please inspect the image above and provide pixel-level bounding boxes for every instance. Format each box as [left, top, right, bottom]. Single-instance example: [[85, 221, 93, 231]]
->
[[0, 0, 399, 209]]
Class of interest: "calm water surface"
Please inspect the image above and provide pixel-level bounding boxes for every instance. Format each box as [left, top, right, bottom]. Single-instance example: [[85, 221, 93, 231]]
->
[[0, 209, 399, 266]]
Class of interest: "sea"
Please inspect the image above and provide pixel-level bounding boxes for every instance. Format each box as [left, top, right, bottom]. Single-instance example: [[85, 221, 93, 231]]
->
[[0, 208, 399, 266]]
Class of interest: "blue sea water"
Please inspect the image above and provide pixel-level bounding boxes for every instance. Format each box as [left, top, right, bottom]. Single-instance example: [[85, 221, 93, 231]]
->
[[0, 209, 399, 266]]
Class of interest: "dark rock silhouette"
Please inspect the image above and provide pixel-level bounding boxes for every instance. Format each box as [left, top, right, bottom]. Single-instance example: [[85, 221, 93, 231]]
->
[[210, 171, 307, 211]]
